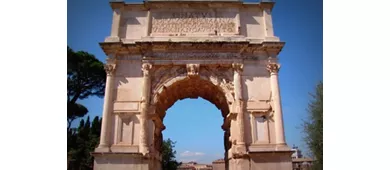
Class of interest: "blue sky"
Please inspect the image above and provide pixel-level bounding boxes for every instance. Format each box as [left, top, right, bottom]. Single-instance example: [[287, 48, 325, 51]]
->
[[68, 0, 322, 164]]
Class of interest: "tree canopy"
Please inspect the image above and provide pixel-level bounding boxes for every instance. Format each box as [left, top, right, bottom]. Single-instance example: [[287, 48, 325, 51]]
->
[[303, 81, 323, 170], [68, 116, 102, 170], [67, 46, 106, 169], [66, 46, 182, 170], [67, 46, 106, 130], [67, 46, 106, 103], [162, 138, 181, 170], [67, 102, 88, 130]]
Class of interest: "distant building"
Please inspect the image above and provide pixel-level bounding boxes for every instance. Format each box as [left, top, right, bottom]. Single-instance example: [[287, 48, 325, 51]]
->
[[212, 159, 225, 170], [178, 161, 212, 170], [292, 158, 314, 170], [291, 145, 303, 159], [291, 145, 315, 170]]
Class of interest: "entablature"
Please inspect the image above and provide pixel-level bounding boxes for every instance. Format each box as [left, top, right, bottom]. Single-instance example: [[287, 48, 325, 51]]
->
[[100, 41, 284, 61], [109, 0, 275, 10]]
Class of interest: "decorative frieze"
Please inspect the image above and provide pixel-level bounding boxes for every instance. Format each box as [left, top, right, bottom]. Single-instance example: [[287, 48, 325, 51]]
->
[[147, 43, 247, 52], [146, 52, 258, 60], [151, 66, 187, 93]]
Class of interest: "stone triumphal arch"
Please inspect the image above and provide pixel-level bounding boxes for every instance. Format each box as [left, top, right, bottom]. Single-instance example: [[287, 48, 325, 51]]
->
[[92, 0, 293, 170]]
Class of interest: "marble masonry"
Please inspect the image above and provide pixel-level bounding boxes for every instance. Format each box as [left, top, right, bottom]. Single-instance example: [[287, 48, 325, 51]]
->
[[92, 0, 293, 170]]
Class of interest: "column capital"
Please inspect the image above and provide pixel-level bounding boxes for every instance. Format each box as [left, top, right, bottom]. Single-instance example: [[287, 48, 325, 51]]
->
[[267, 63, 280, 74], [232, 63, 244, 73], [142, 63, 153, 77], [104, 64, 116, 76]]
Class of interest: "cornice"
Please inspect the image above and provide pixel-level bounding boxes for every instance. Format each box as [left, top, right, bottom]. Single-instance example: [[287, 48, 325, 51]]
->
[[99, 41, 285, 57], [108, 0, 275, 11]]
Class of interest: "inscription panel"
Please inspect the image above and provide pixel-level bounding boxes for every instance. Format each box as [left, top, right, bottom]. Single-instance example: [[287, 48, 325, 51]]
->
[[151, 52, 236, 59], [151, 10, 237, 34]]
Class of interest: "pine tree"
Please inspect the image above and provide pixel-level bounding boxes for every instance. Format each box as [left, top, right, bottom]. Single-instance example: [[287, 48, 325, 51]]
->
[[67, 46, 106, 130], [67, 46, 106, 170], [67, 116, 102, 170], [86, 116, 101, 169]]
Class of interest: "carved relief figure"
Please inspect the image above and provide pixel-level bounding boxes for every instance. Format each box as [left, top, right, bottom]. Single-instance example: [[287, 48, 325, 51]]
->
[[186, 64, 200, 77], [151, 66, 187, 94], [142, 63, 153, 76]]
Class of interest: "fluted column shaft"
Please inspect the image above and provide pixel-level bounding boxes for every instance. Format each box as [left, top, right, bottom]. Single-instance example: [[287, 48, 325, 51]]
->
[[232, 63, 246, 151], [146, 10, 152, 36], [267, 63, 286, 145], [140, 63, 152, 155], [98, 63, 116, 149]]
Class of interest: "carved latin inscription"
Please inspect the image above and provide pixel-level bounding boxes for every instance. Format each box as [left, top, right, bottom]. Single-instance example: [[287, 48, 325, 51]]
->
[[151, 11, 236, 33]]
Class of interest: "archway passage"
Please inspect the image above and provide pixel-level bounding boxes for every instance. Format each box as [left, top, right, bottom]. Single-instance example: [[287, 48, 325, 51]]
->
[[152, 76, 232, 167], [163, 98, 225, 164]]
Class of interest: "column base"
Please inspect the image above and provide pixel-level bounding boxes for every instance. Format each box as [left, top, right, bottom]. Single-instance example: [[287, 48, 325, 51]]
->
[[110, 145, 139, 153], [248, 150, 294, 170], [94, 146, 110, 152], [92, 152, 159, 170], [248, 144, 292, 152], [275, 143, 291, 150], [228, 157, 250, 170]]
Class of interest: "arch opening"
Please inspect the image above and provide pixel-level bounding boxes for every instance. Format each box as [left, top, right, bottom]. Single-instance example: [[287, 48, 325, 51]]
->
[[151, 76, 232, 165], [163, 98, 224, 164]]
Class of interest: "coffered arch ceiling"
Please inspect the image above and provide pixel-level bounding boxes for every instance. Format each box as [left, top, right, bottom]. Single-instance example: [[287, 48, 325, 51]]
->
[[154, 76, 230, 121]]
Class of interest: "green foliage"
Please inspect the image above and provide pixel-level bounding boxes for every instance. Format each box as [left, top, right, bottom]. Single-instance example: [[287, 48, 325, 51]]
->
[[67, 46, 106, 129], [67, 46, 106, 102], [66, 46, 182, 170], [67, 102, 88, 130], [161, 138, 181, 170], [303, 81, 323, 170], [67, 46, 105, 169], [68, 116, 102, 170]]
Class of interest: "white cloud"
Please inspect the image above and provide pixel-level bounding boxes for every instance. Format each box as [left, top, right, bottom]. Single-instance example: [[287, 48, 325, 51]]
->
[[178, 158, 197, 162], [180, 151, 205, 157], [195, 152, 205, 156]]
